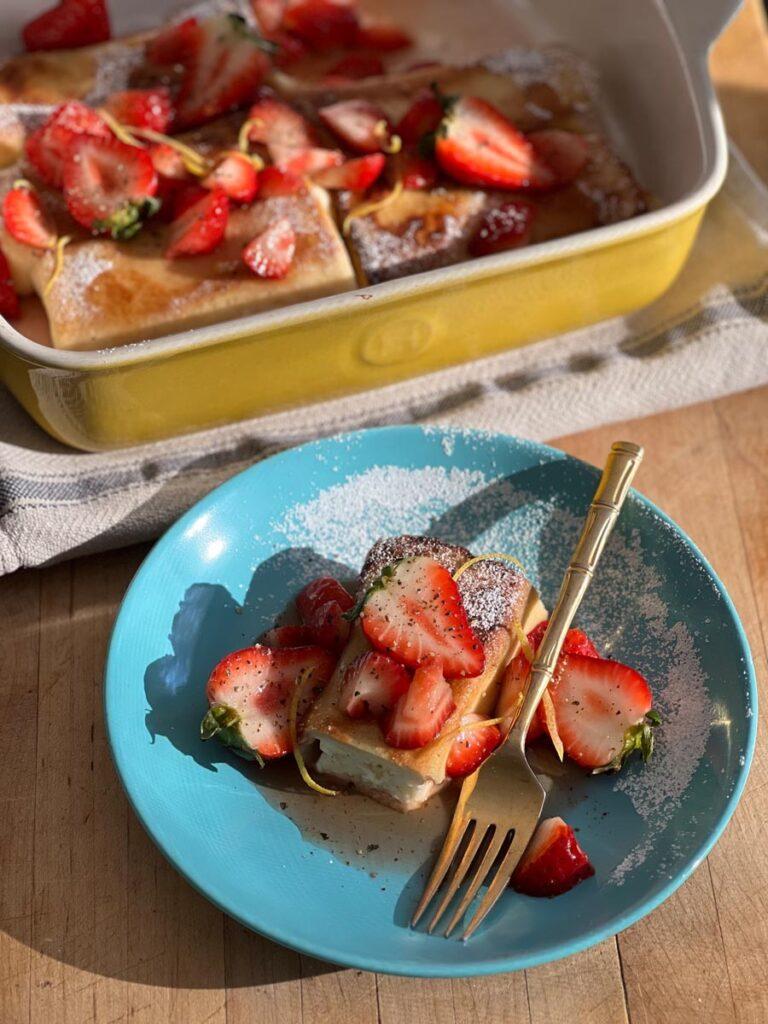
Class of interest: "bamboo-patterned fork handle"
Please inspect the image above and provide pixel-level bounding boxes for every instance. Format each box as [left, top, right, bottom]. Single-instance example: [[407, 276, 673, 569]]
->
[[509, 441, 644, 747]]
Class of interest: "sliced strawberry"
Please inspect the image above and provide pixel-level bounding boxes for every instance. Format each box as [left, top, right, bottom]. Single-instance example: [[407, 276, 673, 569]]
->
[[355, 21, 412, 52], [203, 152, 259, 204], [341, 651, 411, 720], [242, 218, 296, 280], [25, 101, 110, 188], [469, 200, 535, 257], [22, 0, 110, 52], [262, 624, 317, 648], [257, 166, 304, 197], [313, 153, 384, 190], [526, 621, 599, 659], [395, 151, 438, 190], [105, 88, 174, 134], [357, 556, 485, 678], [267, 29, 310, 68], [158, 15, 272, 130], [166, 187, 229, 258], [147, 143, 188, 181], [0, 250, 19, 320], [324, 53, 385, 82], [512, 816, 595, 897], [145, 16, 199, 66], [252, 0, 287, 34], [445, 714, 502, 778], [319, 99, 392, 154], [395, 90, 444, 146], [63, 134, 159, 238], [436, 96, 556, 190], [528, 129, 589, 186], [278, 147, 344, 176], [498, 622, 600, 741], [248, 95, 318, 162], [282, 0, 359, 52], [2, 184, 56, 250], [297, 576, 355, 618], [201, 643, 336, 760], [550, 653, 659, 772], [383, 660, 455, 749], [296, 576, 354, 650]]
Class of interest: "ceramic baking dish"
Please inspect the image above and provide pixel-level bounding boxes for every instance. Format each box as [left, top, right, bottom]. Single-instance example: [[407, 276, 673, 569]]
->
[[0, 0, 740, 450]]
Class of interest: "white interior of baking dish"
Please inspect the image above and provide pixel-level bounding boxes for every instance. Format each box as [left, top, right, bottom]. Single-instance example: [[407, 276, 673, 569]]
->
[[0, 0, 736, 367]]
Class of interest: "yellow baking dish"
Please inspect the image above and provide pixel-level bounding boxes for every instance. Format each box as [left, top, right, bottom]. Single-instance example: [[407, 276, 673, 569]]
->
[[0, 0, 739, 450]]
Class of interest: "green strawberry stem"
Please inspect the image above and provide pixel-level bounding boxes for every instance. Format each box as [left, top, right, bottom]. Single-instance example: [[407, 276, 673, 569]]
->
[[343, 561, 397, 622], [592, 709, 661, 775], [200, 703, 265, 766]]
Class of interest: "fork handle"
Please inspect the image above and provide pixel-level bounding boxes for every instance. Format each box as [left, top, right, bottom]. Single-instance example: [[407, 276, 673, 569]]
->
[[509, 441, 644, 747]]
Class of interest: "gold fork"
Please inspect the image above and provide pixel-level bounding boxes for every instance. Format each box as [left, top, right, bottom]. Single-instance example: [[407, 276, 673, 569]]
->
[[411, 441, 644, 940]]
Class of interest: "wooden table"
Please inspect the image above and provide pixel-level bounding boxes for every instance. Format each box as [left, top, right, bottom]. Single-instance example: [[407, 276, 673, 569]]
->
[[2, 4, 767, 1022]]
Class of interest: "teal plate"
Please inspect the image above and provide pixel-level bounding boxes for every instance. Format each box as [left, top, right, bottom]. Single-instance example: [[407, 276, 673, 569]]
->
[[105, 426, 756, 977]]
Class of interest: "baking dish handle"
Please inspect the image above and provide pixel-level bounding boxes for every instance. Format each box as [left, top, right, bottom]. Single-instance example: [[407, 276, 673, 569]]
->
[[664, 0, 743, 56]]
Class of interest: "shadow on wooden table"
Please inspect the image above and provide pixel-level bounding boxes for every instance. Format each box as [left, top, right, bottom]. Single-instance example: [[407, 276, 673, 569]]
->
[[1, 546, 342, 991]]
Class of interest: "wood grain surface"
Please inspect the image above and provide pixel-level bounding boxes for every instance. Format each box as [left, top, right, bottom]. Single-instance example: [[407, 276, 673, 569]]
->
[[1, 2, 766, 1021]]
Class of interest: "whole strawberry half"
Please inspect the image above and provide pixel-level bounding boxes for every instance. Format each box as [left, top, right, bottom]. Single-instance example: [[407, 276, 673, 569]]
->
[[0, 250, 20, 320], [435, 96, 556, 190], [313, 153, 385, 191], [550, 653, 660, 773], [22, 0, 110, 53], [340, 650, 411, 719], [63, 134, 159, 238], [155, 15, 273, 130], [25, 101, 110, 188], [353, 555, 485, 679], [497, 621, 600, 743], [319, 99, 392, 154], [296, 575, 354, 650], [281, 0, 360, 52], [2, 184, 57, 250], [201, 643, 336, 761], [242, 218, 297, 280], [512, 816, 595, 897], [383, 660, 455, 749], [445, 713, 502, 778]]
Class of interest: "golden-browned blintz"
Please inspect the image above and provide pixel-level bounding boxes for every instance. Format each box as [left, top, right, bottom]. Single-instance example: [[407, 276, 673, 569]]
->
[[34, 182, 355, 349], [305, 536, 545, 812], [0, 34, 150, 106]]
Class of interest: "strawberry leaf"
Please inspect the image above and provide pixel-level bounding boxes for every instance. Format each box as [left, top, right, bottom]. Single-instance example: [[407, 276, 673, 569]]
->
[[200, 703, 266, 765], [592, 710, 661, 775], [342, 561, 397, 622]]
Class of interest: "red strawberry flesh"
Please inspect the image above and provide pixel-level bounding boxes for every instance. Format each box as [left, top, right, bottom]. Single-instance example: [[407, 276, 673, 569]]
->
[[261, 624, 317, 648], [436, 96, 556, 190], [242, 218, 297, 280], [469, 200, 535, 257], [445, 714, 502, 778], [313, 153, 385, 190], [203, 643, 335, 759], [2, 186, 57, 250], [319, 99, 391, 154], [23, 0, 110, 52], [512, 816, 594, 897], [166, 187, 229, 257], [341, 650, 411, 719], [359, 555, 485, 679], [383, 660, 455, 749]]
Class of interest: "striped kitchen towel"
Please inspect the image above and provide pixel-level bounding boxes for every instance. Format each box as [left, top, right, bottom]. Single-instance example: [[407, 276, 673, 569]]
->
[[0, 145, 766, 575]]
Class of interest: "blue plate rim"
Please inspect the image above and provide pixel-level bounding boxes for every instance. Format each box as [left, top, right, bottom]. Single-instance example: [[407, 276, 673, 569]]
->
[[104, 424, 758, 977]]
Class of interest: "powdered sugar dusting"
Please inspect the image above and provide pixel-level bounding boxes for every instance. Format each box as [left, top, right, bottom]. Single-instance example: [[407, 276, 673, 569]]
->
[[271, 459, 714, 885]]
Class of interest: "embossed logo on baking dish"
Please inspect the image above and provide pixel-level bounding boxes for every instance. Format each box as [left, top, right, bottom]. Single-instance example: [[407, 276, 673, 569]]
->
[[360, 320, 432, 366]]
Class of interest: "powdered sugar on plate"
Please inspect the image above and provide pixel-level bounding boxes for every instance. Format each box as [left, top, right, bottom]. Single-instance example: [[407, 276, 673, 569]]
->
[[270, 460, 713, 885]]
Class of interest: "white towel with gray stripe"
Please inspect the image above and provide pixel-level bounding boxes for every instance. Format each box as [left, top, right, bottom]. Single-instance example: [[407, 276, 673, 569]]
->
[[0, 145, 766, 575]]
